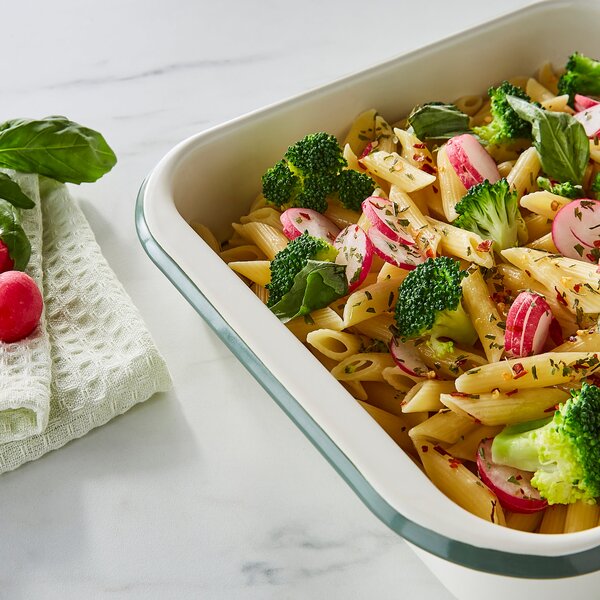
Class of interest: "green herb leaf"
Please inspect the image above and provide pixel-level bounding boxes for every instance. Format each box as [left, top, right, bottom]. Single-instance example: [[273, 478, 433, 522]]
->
[[0, 172, 35, 209], [408, 103, 471, 140], [0, 199, 30, 270], [270, 260, 348, 323], [506, 96, 589, 184], [0, 116, 117, 184]]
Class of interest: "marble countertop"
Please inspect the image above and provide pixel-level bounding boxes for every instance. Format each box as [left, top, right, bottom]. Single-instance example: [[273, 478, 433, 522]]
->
[[1, 1, 540, 598]]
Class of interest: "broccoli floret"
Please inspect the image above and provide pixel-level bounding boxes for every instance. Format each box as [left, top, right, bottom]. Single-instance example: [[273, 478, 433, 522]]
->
[[536, 176, 585, 199], [394, 257, 477, 348], [261, 132, 347, 213], [492, 383, 600, 504], [336, 169, 375, 211], [558, 52, 600, 106], [591, 173, 600, 201], [266, 232, 337, 306], [454, 178, 520, 252], [473, 82, 533, 145]]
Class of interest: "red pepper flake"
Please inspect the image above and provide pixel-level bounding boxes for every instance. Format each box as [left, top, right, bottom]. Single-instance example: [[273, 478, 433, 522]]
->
[[525, 269, 532, 277], [473, 418, 482, 425], [476, 239, 493, 252], [299, 212, 311, 220], [421, 445, 429, 453], [516, 474, 523, 481], [434, 445, 449, 456], [421, 163, 436, 175], [450, 392, 472, 397], [512, 363, 527, 379], [432, 185, 439, 194], [594, 240, 600, 248], [357, 161, 367, 171], [412, 153, 426, 162], [555, 287, 568, 306], [505, 389, 519, 397], [448, 457, 462, 469], [425, 248, 435, 259], [574, 283, 582, 293], [544, 404, 560, 413], [413, 143, 426, 149]]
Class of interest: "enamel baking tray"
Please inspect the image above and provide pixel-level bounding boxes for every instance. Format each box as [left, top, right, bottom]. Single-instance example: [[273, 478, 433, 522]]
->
[[136, 2, 600, 597]]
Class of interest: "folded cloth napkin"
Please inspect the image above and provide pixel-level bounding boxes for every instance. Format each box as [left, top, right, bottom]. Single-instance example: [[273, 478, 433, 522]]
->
[[0, 175, 171, 473]]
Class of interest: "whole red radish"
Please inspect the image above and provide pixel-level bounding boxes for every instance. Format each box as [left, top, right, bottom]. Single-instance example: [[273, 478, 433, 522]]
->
[[477, 438, 547, 514], [446, 134, 500, 189], [0, 271, 43, 343], [0, 240, 14, 273]]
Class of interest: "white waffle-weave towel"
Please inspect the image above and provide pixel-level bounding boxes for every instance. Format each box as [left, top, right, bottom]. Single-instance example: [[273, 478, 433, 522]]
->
[[0, 176, 171, 472]]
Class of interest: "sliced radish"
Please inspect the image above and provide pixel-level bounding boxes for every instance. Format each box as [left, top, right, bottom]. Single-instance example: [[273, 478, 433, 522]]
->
[[390, 337, 430, 378], [361, 196, 415, 244], [334, 225, 373, 292], [0, 241, 14, 273], [445, 134, 500, 189], [280, 208, 340, 243], [574, 94, 600, 113], [477, 439, 547, 514], [505, 291, 554, 357], [367, 227, 425, 270], [552, 199, 600, 263], [574, 103, 600, 138]]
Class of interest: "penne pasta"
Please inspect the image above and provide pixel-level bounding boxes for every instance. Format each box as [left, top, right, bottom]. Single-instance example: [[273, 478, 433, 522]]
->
[[220, 244, 266, 263], [506, 147, 541, 200], [286, 308, 345, 342], [436, 144, 466, 222], [453, 94, 484, 117], [446, 425, 503, 462], [228, 260, 271, 286], [408, 410, 477, 444], [520, 190, 571, 220], [306, 329, 363, 361], [343, 278, 404, 327], [240, 207, 284, 230], [506, 511, 544, 533], [526, 232, 558, 253], [360, 151, 436, 193], [343, 108, 377, 156], [362, 381, 406, 417], [231, 222, 288, 260], [564, 502, 600, 533], [190, 222, 220, 253], [331, 352, 396, 382], [401, 380, 455, 413], [359, 401, 414, 454], [538, 504, 568, 534]]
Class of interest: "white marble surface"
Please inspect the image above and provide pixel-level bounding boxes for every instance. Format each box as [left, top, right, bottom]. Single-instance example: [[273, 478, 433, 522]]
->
[[0, 1, 540, 598]]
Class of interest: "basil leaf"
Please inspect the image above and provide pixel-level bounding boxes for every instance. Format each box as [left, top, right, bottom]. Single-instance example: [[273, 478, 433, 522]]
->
[[270, 260, 348, 323], [0, 116, 116, 184], [506, 95, 590, 184], [408, 103, 471, 140], [0, 172, 35, 209], [0, 199, 30, 270]]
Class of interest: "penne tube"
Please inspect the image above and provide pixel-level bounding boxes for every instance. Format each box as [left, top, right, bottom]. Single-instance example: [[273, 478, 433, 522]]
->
[[382, 366, 421, 392], [506, 147, 541, 200], [554, 328, 600, 353], [426, 217, 494, 268], [525, 78, 554, 103], [325, 197, 360, 229], [249, 193, 267, 212], [306, 329, 363, 361], [541, 94, 574, 114], [228, 260, 271, 286], [446, 425, 503, 462], [343, 108, 377, 156], [455, 352, 600, 394], [377, 262, 410, 283], [415, 440, 505, 525], [342, 278, 404, 327], [524, 213, 553, 240], [352, 313, 395, 342], [231, 222, 288, 260], [461, 268, 505, 362], [360, 150, 436, 193], [240, 207, 284, 230], [394, 127, 437, 172], [359, 401, 414, 454], [538, 504, 568, 534], [440, 388, 568, 426], [252, 283, 269, 304], [590, 139, 600, 164], [520, 191, 571, 220], [331, 352, 396, 382], [220, 244, 266, 263], [537, 61, 560, 95], [401, 380, 456, 413], [526, 232, 558, 253], [189, 222, 220, 253], [374, 114, 396, 153], [408, 410, 477, 444], [362, 381, 406, 417], [341, 380, 368, 401], [497, 160, 516, 178], [564, 501, 600, 533], [506, 511, 544, 533], [437, 144, 467, 222], [502, 247, 600, 314], [469, 99, 491, 128], [286, 308, 345, 342], [453, 94, 484, 117], [417, 343, 487, 380]]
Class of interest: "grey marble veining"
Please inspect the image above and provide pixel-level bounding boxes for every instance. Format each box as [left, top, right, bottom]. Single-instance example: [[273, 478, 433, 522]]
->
[[0, 1, 539, 598]]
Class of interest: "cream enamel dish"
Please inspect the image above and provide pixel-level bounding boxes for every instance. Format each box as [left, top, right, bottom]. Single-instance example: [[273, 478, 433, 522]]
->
[[136, 2, 600, 598]]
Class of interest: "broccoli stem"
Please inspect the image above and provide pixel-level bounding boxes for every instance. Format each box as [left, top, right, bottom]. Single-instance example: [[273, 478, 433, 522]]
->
[[491, 418, 552, 472], [430, 302, 478, 348]]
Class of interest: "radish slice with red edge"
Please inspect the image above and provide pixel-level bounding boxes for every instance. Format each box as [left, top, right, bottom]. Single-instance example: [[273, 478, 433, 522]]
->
[[477, 439, 547, 514], [505, 291, 554, 357], [367, 227, 425, 270], [573, 103, 600, 138], [445, 134, 500, 189], [574, 94, 600, 112], [361, 196, 415, 244], [552, 199, 600, 263], [389, 337, 430, 378], [334, 225, 373, 292], [280, 208, 340, 243]]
